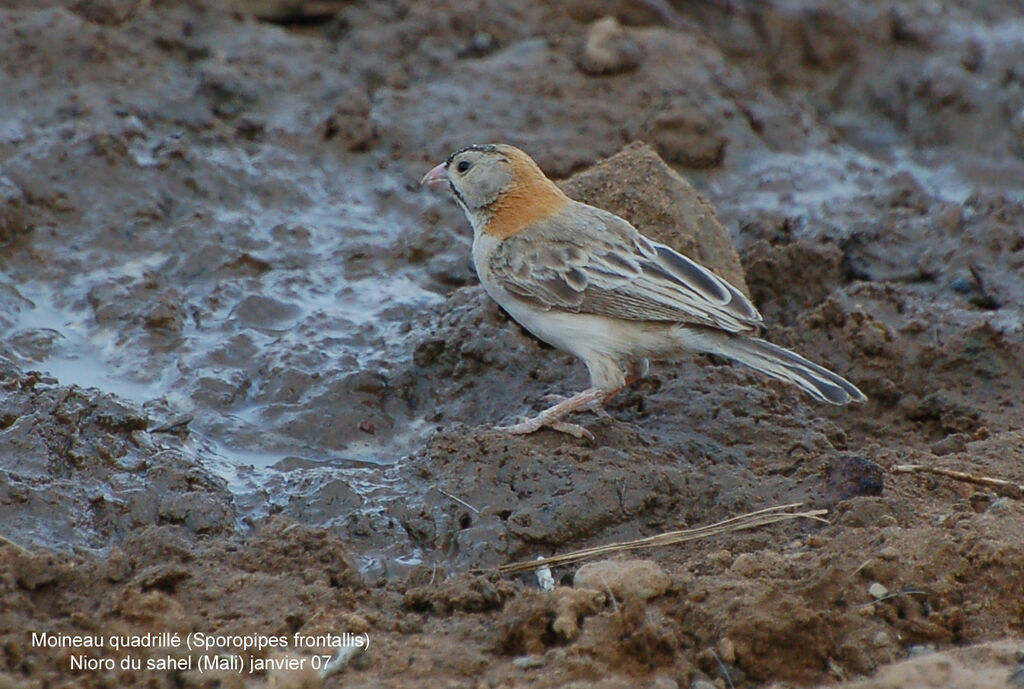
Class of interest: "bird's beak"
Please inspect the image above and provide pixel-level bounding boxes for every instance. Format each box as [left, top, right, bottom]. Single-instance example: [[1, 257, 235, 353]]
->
[[420, 162, 449, 187]]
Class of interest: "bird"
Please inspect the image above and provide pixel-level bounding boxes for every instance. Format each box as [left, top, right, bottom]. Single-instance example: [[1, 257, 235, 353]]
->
[[421, 143, 866, 439]]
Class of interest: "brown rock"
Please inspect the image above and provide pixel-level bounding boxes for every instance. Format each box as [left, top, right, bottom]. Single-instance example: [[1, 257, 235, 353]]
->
[[573, 558, 670, 601], [559, 142, 750, 296]]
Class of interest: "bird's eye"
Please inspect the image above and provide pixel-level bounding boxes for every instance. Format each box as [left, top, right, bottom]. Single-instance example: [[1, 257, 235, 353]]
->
[[456, 160, 472, 173]]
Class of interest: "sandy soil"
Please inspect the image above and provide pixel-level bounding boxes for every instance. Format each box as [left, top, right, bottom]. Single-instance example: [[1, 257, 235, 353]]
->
[[1, 0, 1023, 687]]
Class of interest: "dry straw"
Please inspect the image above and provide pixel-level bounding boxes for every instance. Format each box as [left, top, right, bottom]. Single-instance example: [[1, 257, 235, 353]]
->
[[498, 502, 828, 575], [891, 464, 1023, 497]]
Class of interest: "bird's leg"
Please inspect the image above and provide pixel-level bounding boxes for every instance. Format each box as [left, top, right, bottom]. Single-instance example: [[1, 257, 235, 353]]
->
[[627, 358, 650, 383], [497, 387, 607, 439], [541, 391, 605, 410], [597, 359, 647, 405]]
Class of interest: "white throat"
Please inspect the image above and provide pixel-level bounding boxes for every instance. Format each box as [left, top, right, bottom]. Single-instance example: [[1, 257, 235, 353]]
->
[[454, 195, 492, 237]]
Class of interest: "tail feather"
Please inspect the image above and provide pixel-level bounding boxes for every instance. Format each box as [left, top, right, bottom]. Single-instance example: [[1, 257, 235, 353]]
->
[[696, 333, 867, 405]]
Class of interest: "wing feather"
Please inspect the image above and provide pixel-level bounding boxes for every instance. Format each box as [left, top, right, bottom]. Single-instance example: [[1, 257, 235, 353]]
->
[[487, 204, 762, 333]]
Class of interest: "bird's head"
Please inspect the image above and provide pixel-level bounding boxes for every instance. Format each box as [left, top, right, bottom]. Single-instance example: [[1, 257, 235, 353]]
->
[[421, 144, 567, 236]]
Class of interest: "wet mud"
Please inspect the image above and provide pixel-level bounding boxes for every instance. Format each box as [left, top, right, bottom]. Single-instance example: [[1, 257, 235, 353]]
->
[[1, 0, 1023, 687]]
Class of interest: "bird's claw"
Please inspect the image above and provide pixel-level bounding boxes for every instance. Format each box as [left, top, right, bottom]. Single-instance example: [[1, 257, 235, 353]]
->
[[549, 421, 595, 441], [496, 417, 594, 442]]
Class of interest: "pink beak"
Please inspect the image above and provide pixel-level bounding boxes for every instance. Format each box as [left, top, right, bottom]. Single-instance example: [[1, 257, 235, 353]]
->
[[420, 162, 449, 187]]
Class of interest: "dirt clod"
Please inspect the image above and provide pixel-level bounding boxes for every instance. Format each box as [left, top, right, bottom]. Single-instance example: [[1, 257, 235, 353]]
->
[[576, 16, 644, 76]]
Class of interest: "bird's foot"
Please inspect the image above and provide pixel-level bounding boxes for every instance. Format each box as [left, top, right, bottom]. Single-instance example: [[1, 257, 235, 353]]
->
[[498, 417, 594, 441], [495, 387, 605, 441]]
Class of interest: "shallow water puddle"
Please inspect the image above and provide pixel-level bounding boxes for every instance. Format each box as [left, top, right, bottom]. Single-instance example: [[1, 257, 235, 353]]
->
[[0, 143, 445, 526], [6, 280, 167, 401]]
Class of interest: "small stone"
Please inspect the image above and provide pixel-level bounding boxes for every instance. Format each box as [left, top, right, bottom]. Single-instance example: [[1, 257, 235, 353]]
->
[[824, 455, 885, 506], [535, 562, 555, 592], [873, 631, 890, 647], [512, 655, 546, 669], [879, 546, 900, 561], [931, 433, 968, 455], [650, 677, 679, 689], [868, 582, 889, 600], [729, 552, 765, 577], [716, 637, 736, 665], [575, 16, 643, 76], [104, 547, 130, 582], [705, 549, 734, 570], [573, 559, 670, 601], [689, 681, 717, 689]]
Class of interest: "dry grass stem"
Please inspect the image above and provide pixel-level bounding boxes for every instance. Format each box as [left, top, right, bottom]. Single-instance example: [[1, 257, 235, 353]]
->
[[891, 464, 1023, 497], [0, 534, 32, 556], [497, 502, 828, 575], [435, 486, 481, 513]]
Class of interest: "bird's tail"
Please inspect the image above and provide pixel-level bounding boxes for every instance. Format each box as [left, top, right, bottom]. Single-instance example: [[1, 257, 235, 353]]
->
[[686, 330, 867, 405]]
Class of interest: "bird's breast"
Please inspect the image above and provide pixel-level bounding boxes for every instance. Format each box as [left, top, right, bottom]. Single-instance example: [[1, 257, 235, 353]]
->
[[481, 182, 569, 239]]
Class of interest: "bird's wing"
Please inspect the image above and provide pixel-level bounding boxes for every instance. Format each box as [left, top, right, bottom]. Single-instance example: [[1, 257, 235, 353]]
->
[[487, 204, 762, 333]]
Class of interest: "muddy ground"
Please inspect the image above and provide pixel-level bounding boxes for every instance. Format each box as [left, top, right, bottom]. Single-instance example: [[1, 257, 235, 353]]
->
[[1, 0, 1024, 687]]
